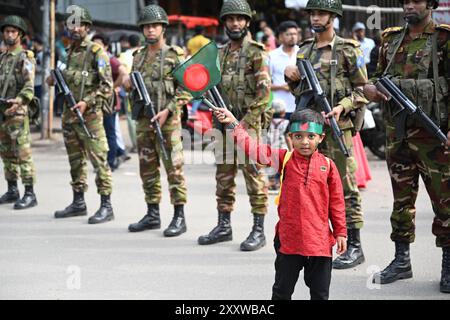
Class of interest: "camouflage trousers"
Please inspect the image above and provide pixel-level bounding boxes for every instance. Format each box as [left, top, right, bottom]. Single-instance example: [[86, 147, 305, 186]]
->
[[0, 113, 35, 186], [319, 127, 363, 229], [214, 127, 268, 215], [386, 125, 450, 247], [62, 109, 112, 195], [136, 113, 187, 205]]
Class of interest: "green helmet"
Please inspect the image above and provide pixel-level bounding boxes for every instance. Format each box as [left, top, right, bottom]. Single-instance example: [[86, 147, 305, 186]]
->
[[138, 5, 169, 27], [305, 0, 343, 17], [220, 0, 253, 21], [0, 15, 27, 34], [398, 0, 439, 9], [65, 5, 93, 25]]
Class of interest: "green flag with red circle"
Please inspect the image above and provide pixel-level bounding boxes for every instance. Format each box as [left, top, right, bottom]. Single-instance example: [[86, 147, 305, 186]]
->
[[172, 41, 221, 99]]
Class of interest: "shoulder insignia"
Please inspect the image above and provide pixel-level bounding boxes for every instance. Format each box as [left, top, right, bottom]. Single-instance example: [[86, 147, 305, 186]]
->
[[343, 38, 361, 47], [381, 26, 403, 39], [436, 24, 450, 32], [169, 45, 185, 56]]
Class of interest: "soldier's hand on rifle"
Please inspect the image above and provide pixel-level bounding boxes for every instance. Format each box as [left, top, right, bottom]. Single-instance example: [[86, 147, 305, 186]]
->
[[213, 108, 236, 125], [284, 65, 301, 82], [336, 236, 347, 256], [151, 108, 170, 128], [445, 131, 450, 154], [72, 101, 87, 115], [326, 105, 344, 122], [122, 76, 132, 91], [4, 98, 21, 116], [46, 75, 55, 87], [363, 84, 388, 103]]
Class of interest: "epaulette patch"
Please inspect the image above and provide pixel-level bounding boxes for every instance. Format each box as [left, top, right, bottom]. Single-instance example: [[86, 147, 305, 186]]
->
[[170, 45, 185, 56], [248, 39, 265, 50], [299, 38, 314, 47], [436, 24, 450, 32], [343, 38, 361, 47], [26, 50, 34, 59], [382, 26, 403, 39], [91, 43, 102, 54], [132, 46, 145, 56]]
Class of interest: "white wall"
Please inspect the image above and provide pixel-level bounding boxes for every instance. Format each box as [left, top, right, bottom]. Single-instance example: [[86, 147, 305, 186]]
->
[[57, 0, 138, 25]]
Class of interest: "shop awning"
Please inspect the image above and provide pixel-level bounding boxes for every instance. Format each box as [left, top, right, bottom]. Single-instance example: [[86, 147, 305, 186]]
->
[[168, 15, 219, 29]]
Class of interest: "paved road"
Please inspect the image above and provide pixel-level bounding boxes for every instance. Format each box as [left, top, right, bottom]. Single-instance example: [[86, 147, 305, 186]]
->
[[0, 128, 448, 300]]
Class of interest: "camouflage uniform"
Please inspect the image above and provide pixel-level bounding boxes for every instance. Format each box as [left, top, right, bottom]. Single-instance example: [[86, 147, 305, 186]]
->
[[0, 46, 36, 187], [197, 0, 270, 251], [127, 4, 188, 237], [131, 45, 187, 205], [288, 36, 368, 230], [374, 21, 450, 247], [216, 37, 271, 215], [62, 39, 113, 195]]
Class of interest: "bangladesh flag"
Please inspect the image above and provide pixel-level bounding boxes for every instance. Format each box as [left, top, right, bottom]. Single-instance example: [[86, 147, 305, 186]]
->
[[172, 41, 221, 99]]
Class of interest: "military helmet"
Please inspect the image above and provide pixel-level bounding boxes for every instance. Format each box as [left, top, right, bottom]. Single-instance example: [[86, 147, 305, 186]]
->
[[138, 5, 169, 27], [0, 15, 27, 34], [66, 5, 93, 25], [305, 0, 343, 17], [398, 0, 439, 9], [220, 0, 253, 21]]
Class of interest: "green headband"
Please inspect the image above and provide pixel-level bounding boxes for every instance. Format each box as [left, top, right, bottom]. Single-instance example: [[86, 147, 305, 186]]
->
[[290, 122, 323, 134]]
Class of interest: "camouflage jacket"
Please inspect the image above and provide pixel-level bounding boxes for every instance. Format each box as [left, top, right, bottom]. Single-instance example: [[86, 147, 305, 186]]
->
[[219, 38, 271, 128], [0, 46, 35, 112], [63, 38, 113, 120], [131, 44, 189, 116], [288, 35, 368, 130], [373, 21, 450, 128]]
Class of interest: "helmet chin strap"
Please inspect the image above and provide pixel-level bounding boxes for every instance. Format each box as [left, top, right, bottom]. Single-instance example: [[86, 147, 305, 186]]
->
[[144, 27, 165, 45], [5, 35, 19, 46], [312, 16, 334, 33], [225, 27, 248, 41], [145, 38, 159, 45], [4, 29, 21, 46]]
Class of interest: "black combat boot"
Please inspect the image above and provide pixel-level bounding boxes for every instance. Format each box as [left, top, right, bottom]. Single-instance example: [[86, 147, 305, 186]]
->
[[333, 228, 365, 269], [128, 203, 161, 232], [88, 195, 114, 224], [54, 191, 87, 218], [163, 205, 187, 237], [240, 214, 266, 251], [198, 212, 232, 245], [14, 185, 37, 210], [0, 180, 20, 204], [373, 241, 413, 284], [440, 247, 450, 293]]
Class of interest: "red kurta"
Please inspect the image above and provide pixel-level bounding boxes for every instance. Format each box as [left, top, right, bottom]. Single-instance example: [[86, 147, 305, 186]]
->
[[233, 124, 347, 257]]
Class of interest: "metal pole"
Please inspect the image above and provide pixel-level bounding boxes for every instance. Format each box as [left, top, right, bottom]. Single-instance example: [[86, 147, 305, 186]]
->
[[48, 0, 55, 139], [40, 0, 50, 139]]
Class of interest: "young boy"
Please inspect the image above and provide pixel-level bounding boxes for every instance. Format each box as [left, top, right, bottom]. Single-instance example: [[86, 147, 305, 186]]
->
[[214, 107, 347, 300], [266, 99, 290, 194]]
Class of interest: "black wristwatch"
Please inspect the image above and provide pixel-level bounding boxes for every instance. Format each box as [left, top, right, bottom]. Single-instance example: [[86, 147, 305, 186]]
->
[[226, 121, 240, 129]]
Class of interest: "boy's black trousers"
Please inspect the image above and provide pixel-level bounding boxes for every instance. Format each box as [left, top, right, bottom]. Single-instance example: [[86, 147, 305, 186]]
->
[[271, 236, 332, 300]]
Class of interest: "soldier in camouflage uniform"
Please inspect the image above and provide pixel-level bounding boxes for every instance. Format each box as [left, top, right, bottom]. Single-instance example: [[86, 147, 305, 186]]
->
[[0, 15, 37, 210], [197, 0, 272, 251], [126, 5, 189, 237], [364, 0, 450, 293], [285, 0, 368, 268], [48, 6, 114, 224]]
